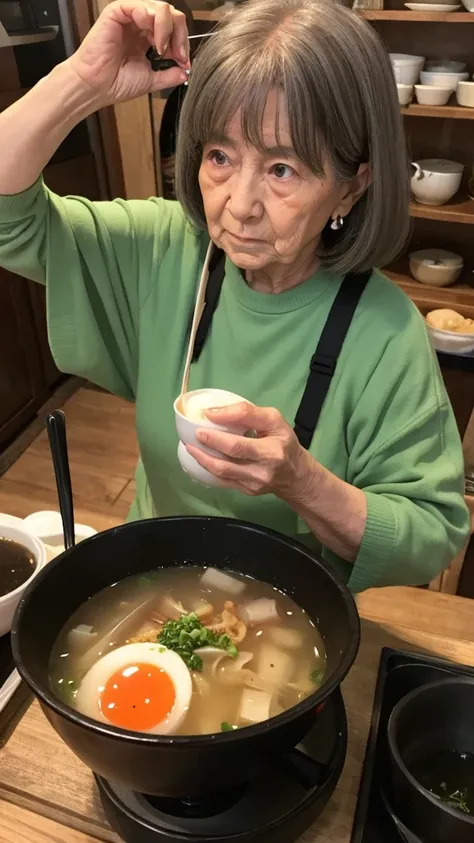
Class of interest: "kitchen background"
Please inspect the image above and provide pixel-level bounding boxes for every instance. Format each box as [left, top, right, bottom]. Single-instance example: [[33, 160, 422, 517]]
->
[[0, 0, 473, 592]]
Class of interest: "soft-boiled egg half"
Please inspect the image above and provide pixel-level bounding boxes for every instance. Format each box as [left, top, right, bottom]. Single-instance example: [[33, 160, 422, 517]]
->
[[75, 643, 192, 734]]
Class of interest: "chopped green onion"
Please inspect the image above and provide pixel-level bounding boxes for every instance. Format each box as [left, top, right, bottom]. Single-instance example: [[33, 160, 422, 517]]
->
[[221, 722, 238, 732], [158, 612, 239, 671]]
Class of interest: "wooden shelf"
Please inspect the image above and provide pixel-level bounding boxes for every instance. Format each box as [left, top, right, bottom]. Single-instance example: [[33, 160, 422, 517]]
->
[[385, 263, 474, 314], [410, 196, 474, 224], [0, 24, 59, 48], [358, 10, 474, 21], [192, 9, 228, 21], [402, 101, 474, 119]]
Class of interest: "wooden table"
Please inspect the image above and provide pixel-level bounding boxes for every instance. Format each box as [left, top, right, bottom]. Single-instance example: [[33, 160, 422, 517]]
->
[[1, 586, 474, 843]]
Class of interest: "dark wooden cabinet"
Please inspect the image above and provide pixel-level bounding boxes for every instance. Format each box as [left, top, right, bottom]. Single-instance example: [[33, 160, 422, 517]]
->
[[0, 154, 101, 454], [0, 268, 50, 449], [28, 283, 61, 390]]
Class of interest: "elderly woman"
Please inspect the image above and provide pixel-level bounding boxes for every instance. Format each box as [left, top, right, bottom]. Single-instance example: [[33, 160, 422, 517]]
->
[[0, 0, 469, 590]]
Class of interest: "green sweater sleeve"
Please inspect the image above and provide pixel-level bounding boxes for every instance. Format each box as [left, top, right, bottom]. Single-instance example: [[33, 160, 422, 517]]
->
[[342, 306, 469, 592], [0, 178, 190, 401]]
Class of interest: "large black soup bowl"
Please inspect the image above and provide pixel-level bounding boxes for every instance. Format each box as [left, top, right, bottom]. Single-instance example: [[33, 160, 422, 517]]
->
[[12, 516, 359, 797]]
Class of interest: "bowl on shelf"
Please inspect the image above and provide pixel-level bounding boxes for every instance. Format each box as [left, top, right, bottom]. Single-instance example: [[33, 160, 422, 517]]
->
[[428, 325, 474, 354], [425, 60, 467, 73], [414, 85, 452, 105], [410, 159, 463, 205], [420, 70, 469, 92], [409, 249, 463, 286], [405, 2, 461, 9], [457, 81, 474, 107], [390, 54, 425, 86], [461, 0, 474, 10], [425, 309, 474, 354], [397, 84, 414, 105]]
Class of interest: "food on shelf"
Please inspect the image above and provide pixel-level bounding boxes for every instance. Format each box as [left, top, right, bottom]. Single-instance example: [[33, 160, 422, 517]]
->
[[409, 249, 463, 286], [425, 309, 474, 333]]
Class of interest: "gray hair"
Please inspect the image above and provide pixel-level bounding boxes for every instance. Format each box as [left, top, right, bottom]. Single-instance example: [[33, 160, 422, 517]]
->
[[176, 0, 410, 275]]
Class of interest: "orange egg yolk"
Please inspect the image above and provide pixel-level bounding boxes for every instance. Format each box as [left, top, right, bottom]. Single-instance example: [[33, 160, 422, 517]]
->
[[100, 663, 176, 731]]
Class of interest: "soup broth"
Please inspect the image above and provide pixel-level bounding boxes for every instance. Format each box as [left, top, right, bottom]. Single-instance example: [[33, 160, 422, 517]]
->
[[410, 749, 474, 816], [0, 537, 35, 597], [49, 566, 326, 736]]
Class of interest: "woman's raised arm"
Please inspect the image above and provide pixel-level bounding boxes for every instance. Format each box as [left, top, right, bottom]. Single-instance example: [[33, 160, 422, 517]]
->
[[0, 0, 190, 195]]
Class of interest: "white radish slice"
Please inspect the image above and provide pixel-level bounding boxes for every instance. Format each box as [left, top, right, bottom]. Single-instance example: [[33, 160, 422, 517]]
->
[[238, 598, 279, 626], [68, 625, 98, 652], [239, 687, 274, 725], [200, 568, 247, 595]]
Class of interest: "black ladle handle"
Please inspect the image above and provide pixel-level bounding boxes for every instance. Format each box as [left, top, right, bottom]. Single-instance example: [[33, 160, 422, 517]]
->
[[46, 410, 75, 550]]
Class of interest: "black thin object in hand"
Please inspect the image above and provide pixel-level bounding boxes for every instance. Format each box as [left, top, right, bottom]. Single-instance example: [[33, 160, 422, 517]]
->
[[46, 410, 75, 551], [146, 33, 215, 71], [146, 46, 179, 71]]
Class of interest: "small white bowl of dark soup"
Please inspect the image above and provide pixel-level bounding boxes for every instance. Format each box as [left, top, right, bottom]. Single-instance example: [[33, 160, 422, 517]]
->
[[0, 523, 46, 636]]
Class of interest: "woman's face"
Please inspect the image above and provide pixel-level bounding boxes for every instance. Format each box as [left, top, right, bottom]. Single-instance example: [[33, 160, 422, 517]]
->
[[198, 90, 367, 273]]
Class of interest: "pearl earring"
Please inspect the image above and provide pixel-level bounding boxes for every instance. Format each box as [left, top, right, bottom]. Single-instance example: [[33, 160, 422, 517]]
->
[[330, 215, 344, 231]]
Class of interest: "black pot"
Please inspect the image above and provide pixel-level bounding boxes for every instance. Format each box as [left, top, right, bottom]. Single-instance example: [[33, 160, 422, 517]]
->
[[12, 517, 359, 797], [388, 678, 474, 843]]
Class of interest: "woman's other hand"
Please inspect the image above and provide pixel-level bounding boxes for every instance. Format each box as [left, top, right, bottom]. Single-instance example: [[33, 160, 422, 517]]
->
[[187, 403, 316, 500], [69, 1, 190, 105]]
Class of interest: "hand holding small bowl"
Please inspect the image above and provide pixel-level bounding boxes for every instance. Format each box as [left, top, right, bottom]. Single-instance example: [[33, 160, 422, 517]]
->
[[175, 391, 311, 498], [174, 388, 254, 487]]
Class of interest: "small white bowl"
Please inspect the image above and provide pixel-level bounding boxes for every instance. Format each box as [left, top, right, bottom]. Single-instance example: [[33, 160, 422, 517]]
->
[[0, 523, 46, 637], [411, 158, 463, 205], [174, 388, 251, 487], [397, 84, 414, 105], [414, 85, 452, 105], [461, 0, 474, 10], [427, 325, 474, 355], [390, 54, 425, 86], [0, 513, 24, 529], [425, 60, 466, 73], [420, 70, 469, 92], [22, 511, 97, 561], [409, 249, 463, 286], [457, 81, 474, 108]]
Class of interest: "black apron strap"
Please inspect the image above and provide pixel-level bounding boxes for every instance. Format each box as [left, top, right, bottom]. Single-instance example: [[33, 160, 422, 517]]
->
[[190, 245, 371, 450], [293, 270, 371, 449], [192, 247, 226, 363]]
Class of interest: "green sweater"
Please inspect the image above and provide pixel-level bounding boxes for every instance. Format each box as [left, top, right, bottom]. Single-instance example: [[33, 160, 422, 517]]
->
[[0, 180, 469, 590]]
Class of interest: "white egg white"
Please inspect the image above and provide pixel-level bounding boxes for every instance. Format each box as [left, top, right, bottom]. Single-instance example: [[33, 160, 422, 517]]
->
[[75, 643, 192, 734]]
